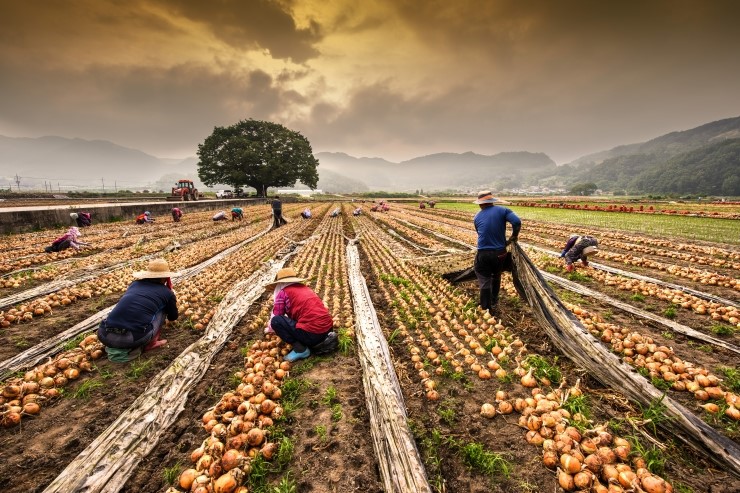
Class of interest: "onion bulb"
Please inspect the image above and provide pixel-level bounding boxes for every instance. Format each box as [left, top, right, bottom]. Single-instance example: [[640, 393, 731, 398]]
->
[[480, 403, 496, 419]]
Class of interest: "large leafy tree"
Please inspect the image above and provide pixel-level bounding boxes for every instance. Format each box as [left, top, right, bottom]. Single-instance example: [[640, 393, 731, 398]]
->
[[197, 119, 319, 196]]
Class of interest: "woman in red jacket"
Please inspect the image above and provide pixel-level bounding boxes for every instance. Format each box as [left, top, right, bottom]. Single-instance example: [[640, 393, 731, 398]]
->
[[264, 267, 335, 362]]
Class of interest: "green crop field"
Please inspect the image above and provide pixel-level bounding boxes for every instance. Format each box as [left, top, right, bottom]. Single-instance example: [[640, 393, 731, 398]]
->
[[441, 203, 740, 245]]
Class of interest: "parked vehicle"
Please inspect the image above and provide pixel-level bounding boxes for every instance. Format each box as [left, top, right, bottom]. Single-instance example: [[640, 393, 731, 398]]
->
[[216, 190, 233, 198], [168, 179, 200, 201]]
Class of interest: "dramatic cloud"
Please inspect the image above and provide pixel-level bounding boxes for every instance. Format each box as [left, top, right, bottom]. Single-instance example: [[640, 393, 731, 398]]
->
[[0, 0, 738, 163]]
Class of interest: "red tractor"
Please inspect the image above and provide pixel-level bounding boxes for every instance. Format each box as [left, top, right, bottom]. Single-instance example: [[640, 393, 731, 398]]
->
[[169, 179, 200, 201]]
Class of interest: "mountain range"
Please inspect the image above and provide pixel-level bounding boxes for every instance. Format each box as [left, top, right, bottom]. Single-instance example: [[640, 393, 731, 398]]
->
[[1, 116, 738, 195]]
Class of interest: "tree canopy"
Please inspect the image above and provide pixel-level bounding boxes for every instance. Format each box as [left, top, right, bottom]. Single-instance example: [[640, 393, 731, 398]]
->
[[197, 119, 319, 196], [569, 182, 598, 196]]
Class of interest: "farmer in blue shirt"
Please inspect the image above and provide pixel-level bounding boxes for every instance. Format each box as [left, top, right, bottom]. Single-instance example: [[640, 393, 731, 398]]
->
[[473, 190, 521, 314], [97, 258, 178, 362]]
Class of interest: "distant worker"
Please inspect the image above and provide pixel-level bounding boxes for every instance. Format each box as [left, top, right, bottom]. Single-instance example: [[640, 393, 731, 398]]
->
[[171, 207, 182, 222], [231, 207, 244, 221], [97, 258, 178, 362], [428, 201, 436, 209], [71, 211, 92, 227], [300, 207, 312, 219], [212, 210, 227, 222], [330, 207, 340, 217], [419, 201, 426, 209], [45, 227, 89, 253], [271, 195, 287, 228], [560, 234, 599, 272], [264, 267, 337, 362], [352, 207, 362, 216], [473, 190, 521, 314], [136, 211, 155, 224]]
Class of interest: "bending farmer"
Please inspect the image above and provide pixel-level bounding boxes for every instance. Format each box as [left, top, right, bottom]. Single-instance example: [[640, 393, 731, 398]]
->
[[264, 267, 336, 362], [97, 258, 178, 362], [561, 235, 599, 272]]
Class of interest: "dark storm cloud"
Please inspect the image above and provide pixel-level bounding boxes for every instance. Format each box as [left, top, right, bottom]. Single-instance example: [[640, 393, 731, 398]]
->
[[0, 56, 296, 156], [153, 0, 322, 62], [0, 0, 739, 163]]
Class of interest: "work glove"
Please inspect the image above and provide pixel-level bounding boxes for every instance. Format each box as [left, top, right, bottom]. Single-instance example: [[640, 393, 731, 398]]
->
[[582, 260, 589, 267], [506, 236, 518, 245], [565, 264, 575, 273]]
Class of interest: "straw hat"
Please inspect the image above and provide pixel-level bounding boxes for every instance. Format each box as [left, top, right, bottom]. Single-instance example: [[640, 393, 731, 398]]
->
[[583, 246, 599, 256], [473, 190, 508, 205], [133, 258, 178, 279], [265, 267, 305, 290]]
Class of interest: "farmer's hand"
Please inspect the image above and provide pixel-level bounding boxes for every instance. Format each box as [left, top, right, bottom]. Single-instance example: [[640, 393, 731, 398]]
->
[[565, 264, 575, 272]]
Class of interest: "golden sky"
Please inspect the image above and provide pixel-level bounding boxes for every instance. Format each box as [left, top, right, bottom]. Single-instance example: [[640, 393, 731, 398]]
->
[[1, 0, 739, 163]]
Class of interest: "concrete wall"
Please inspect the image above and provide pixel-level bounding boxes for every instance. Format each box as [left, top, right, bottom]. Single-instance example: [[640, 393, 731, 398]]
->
[[0, 198, 270, 234]]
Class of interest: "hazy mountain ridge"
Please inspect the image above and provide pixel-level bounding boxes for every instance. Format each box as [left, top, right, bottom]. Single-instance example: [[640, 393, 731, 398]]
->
[[567, 116, 740, 168], [316, 150, 556, 191], [2, 115, 738, 194]]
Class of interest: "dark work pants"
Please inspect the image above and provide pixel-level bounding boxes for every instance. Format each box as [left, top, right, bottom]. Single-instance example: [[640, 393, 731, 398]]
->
[[270, 315, 328, 352], [98, 310, 165, 349], [474, 249, 506, 310]]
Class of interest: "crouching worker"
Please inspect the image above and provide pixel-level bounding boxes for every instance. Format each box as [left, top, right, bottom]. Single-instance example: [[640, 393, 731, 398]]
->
[[213, 210, 227, 221], [136, 211, 155, 224], [231, 207, 244, 221], [45, 227, 89, 253], [171, 207, 182, 222], [97, 258, 178, 362], [561, 234, 599, 272], [264, 267, 338, 362], [71, 211, 92, 227]]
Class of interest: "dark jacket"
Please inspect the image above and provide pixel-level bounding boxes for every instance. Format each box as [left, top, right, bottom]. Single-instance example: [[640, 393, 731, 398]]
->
[[103, 279, 178, 339], [562, 235, 598, 264]]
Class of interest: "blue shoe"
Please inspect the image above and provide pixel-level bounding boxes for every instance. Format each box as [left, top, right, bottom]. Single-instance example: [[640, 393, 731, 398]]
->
[[284, 348, 311, 362]]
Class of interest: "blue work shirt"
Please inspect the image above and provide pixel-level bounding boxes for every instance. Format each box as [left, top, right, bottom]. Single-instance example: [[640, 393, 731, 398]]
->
[[473, 206, 521, 250], [104, 279, 178, 338]]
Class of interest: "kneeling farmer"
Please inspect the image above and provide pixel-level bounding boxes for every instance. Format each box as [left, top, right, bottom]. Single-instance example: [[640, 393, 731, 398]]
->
[[98, 258, 178, 362], [265, 267, 337, 362]]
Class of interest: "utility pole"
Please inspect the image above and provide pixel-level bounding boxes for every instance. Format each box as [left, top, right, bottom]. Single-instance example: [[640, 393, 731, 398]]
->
[[102, 178, 105, 193], [114, 181, 117, 193], [14, 174, 21, 191]]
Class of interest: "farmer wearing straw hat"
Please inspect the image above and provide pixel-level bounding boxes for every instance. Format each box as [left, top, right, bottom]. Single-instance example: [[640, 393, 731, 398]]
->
[[473, 190, 521, 314], [264, 267, 336, 362], [560, 234, 599, 272], [97, 258, 179, 362]]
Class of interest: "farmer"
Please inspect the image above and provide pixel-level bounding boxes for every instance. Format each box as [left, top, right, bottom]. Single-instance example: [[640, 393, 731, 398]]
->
[[300, 207, 312, 219], [44, 226, 89, 253], [271, 195, 287, 228], [171, 207, 183, 222], [560, 234, 599, 272], [473, 190, 521, 314], [97, 258, 178, 362], [329, 207, 340, 217], [135, 211, 155, 224], [419, 201, 426, 209], [212, 210, 227, 221], [264, 267, 336, 362], [231, 207, 244, 221], [352, 207, 362, 216], [71, 211, 92, 227]]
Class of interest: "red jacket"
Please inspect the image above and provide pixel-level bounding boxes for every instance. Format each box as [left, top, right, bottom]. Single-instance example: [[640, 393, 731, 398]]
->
[[277, 285, 333, 334]]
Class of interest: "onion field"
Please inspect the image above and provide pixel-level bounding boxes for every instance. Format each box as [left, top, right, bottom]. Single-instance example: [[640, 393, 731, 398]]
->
[[0, 200, 738, 493]]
